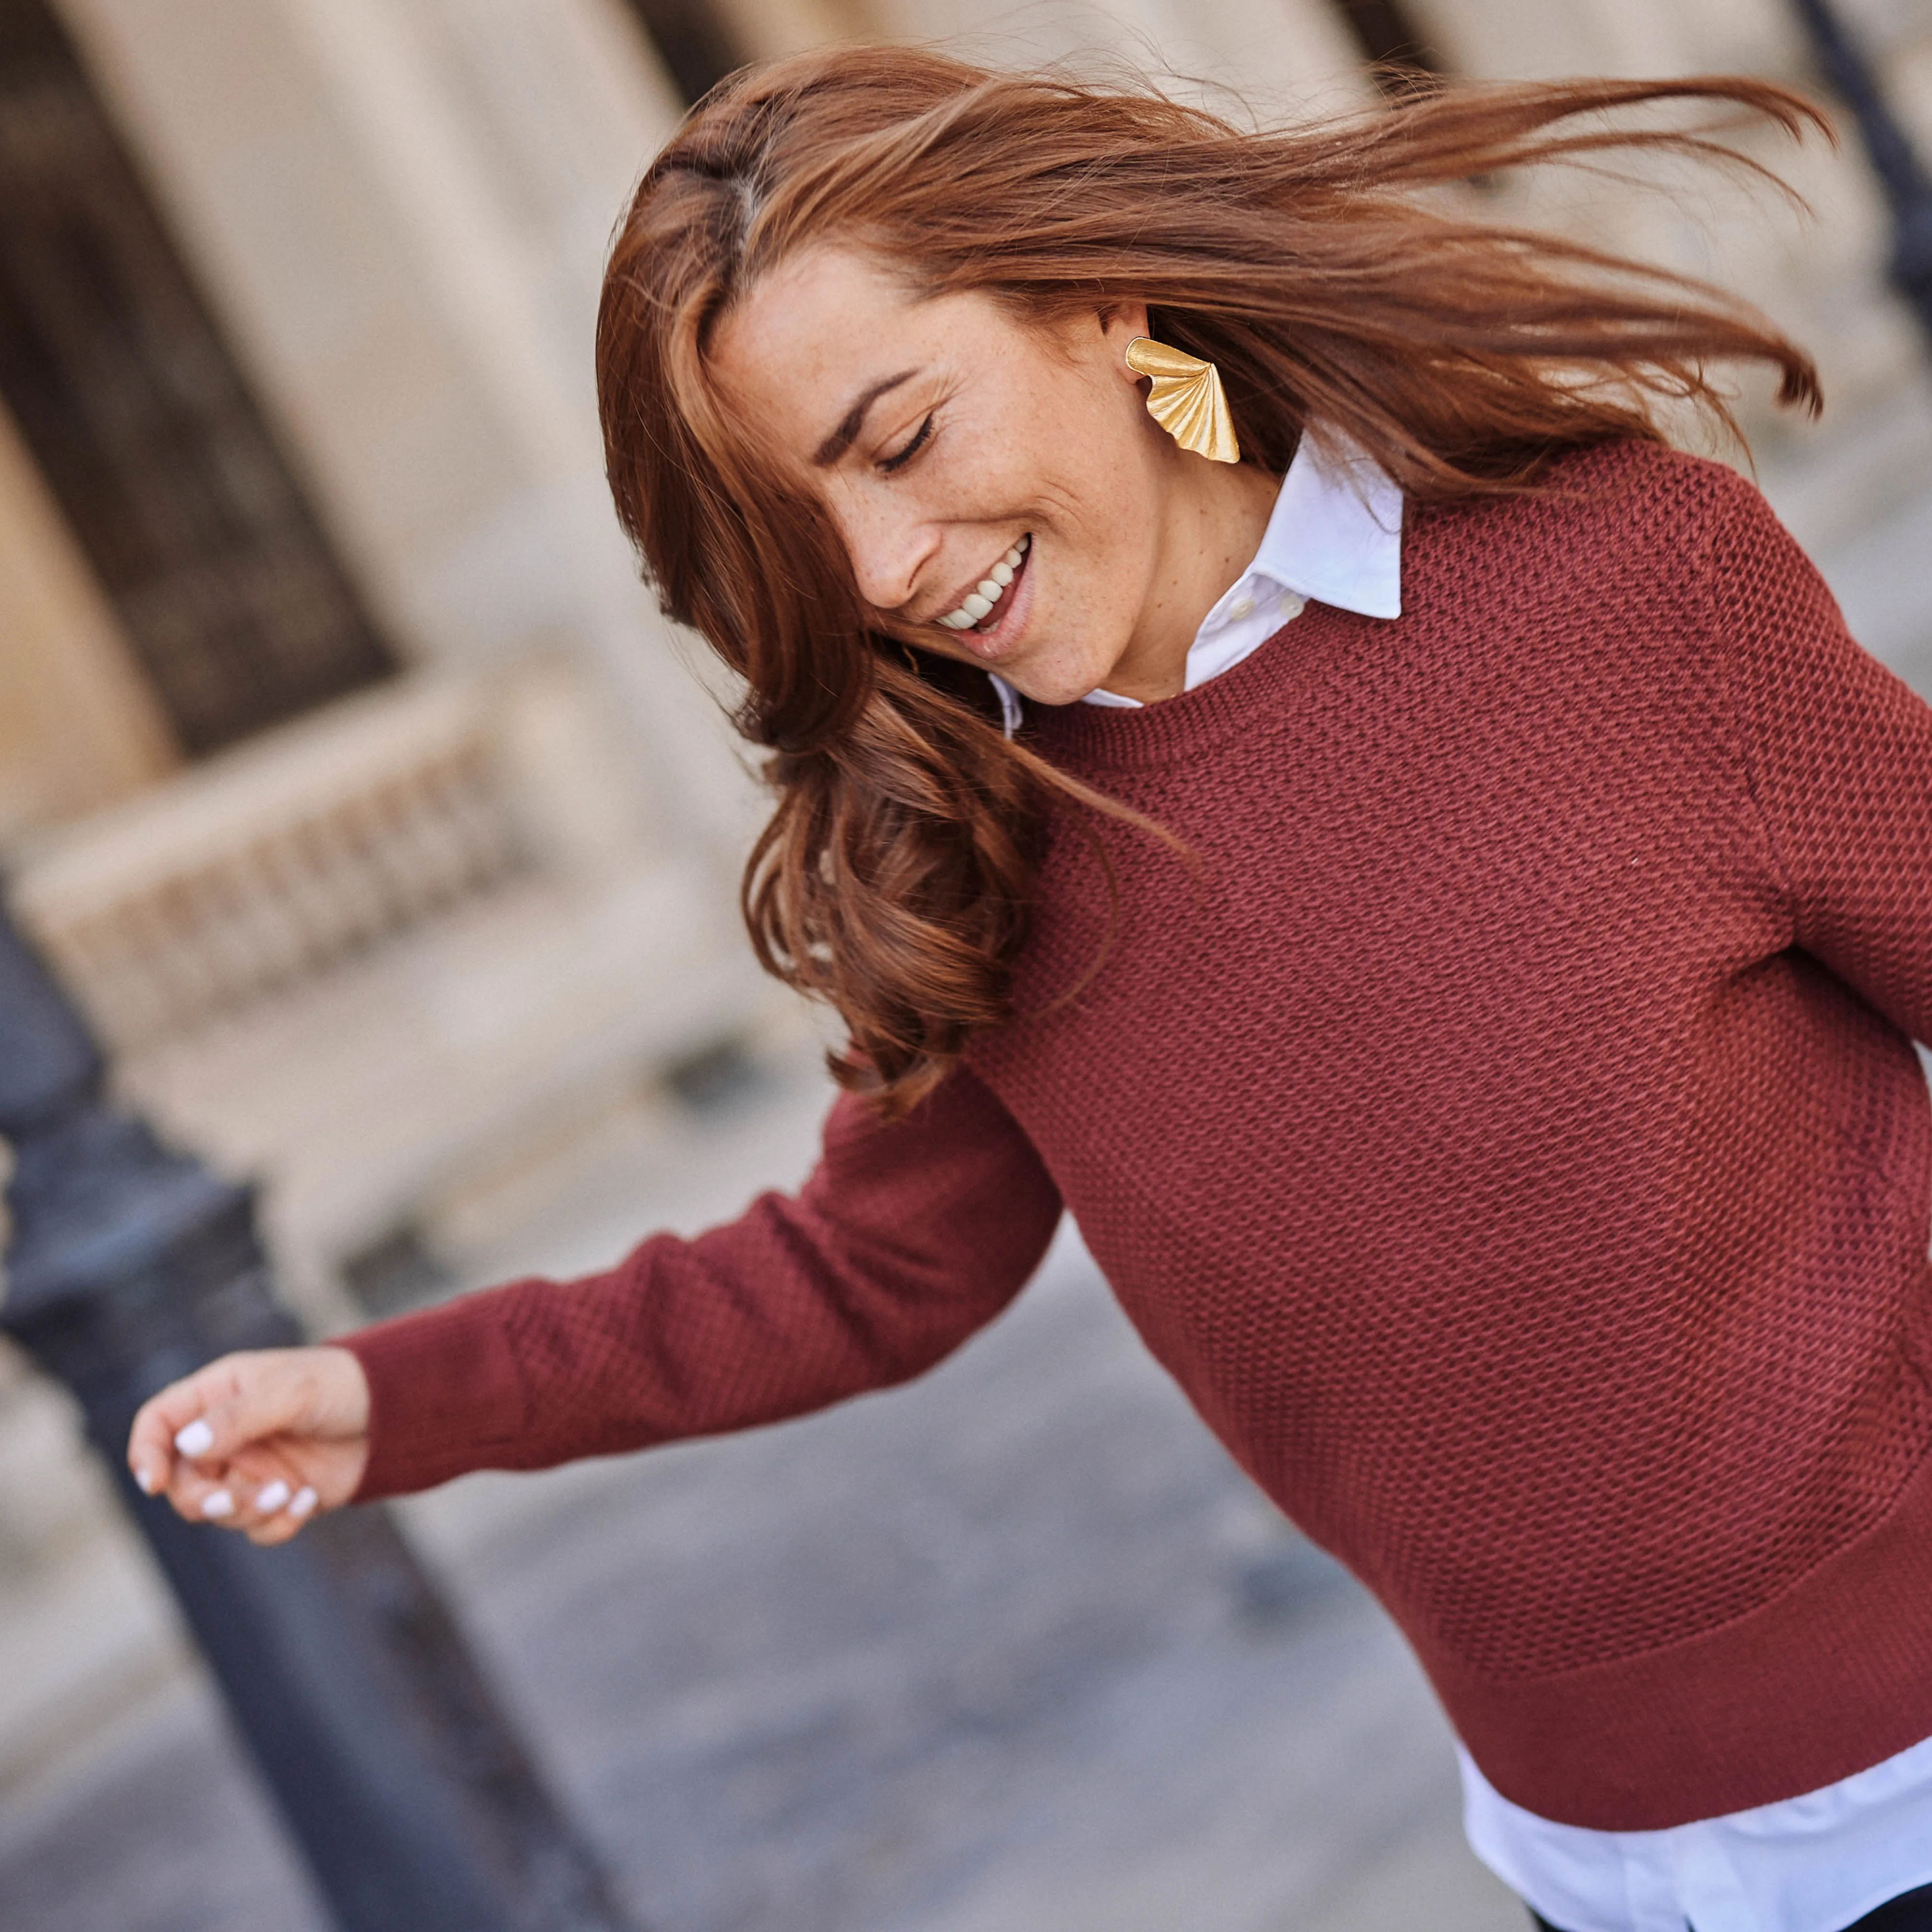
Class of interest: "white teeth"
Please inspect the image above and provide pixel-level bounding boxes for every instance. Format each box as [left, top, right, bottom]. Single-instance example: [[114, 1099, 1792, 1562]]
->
[[934, 537, 1030, 631]]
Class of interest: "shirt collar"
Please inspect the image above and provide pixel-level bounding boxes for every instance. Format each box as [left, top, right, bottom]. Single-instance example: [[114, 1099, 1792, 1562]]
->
[[1247, 430, 1403, 620]]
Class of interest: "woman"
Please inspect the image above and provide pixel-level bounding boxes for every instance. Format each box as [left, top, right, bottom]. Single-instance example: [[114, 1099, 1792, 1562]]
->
[[126, 50, 1932, 1932]]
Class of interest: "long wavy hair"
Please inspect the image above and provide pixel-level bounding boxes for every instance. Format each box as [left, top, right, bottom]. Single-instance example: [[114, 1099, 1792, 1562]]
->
[[595, 47, 1824, 1115]]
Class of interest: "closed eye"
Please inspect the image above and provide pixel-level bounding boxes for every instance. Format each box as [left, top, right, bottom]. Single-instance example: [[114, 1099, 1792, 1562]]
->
[[879, 414, 934, 475]]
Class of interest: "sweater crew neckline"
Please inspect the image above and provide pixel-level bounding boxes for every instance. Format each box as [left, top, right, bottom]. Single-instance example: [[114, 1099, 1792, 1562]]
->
[[1023, 595, 1366, 771]]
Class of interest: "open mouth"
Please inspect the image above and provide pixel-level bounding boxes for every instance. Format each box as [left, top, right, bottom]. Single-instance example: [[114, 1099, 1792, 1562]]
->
[[932, 535, 1030, 635]]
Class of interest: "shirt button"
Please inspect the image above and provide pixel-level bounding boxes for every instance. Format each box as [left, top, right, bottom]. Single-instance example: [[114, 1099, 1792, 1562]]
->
[[1229, 595, 1255, 620]]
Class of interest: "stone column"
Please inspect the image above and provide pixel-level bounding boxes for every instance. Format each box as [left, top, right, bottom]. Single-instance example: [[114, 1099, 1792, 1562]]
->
[[0, 397, 176, 847]]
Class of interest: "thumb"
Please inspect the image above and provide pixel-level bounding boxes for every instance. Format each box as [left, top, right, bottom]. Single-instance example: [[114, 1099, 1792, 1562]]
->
[[189, 1351, 326, 1459], [129, 1350, 316, 1493]]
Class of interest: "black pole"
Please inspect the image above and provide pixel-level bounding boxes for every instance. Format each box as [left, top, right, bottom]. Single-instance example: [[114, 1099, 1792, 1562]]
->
[[0, 894, 640, 1932], [1789, 0, 1932, 341]]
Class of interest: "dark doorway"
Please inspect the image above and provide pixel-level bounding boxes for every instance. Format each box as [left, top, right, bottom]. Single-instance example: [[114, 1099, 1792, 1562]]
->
[[620, 0, 746, 109], [0, 0, 396, 760], [1329, 0, 1443, 93]]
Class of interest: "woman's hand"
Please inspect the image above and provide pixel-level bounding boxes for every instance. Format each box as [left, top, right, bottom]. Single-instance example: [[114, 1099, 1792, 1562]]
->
[[126, 1346, 371, 1546]]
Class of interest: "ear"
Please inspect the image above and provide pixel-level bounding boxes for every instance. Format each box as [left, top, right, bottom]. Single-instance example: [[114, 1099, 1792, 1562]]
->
[[1098, 299, 1150, 358]]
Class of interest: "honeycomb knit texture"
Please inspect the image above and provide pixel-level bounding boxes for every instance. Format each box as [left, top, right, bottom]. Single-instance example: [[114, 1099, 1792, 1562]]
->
[[345, 442, 1932, 1832]]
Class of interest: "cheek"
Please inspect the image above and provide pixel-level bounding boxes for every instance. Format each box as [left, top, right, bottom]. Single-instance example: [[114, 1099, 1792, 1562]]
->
[[1049, 421, 1162, 577], [1010, 397, 1148, 531], [1052, 377, 1157, 515]]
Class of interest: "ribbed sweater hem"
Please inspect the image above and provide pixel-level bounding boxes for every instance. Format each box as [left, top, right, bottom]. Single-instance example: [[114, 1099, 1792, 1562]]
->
[[1423, 1442, 1932, 1830]]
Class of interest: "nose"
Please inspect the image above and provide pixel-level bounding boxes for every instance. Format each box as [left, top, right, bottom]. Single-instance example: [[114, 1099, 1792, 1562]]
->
[[834, 488, 940, 616]]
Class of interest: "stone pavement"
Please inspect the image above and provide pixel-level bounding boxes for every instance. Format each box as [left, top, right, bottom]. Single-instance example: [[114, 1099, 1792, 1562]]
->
[[0, 1049, 1521, 1932]]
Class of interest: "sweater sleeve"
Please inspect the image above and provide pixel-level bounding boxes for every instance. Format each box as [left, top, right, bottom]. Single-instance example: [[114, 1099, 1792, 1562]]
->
[[340, 1064, 1061, 1500], [1707, 466, 1932, 1046]]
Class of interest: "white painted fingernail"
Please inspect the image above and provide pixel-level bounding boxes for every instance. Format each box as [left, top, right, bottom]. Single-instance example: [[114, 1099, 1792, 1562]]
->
[[201, 1489, 235, 1520], [174, 1419, 214, 1458], [289, 1486, 318, 1518], [255, 1480, 290, 1513], [134, 1465, 157, 1495]]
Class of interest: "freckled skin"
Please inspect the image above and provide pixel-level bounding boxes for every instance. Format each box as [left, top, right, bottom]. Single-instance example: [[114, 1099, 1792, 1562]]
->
[[710, 247, 1279, 707]]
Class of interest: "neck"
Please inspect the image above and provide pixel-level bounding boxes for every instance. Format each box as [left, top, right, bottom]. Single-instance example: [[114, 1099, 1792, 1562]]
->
[[1098, 454, 1280, 704]]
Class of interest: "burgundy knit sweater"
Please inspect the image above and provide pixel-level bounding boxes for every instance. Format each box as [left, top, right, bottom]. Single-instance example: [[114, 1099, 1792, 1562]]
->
[[344, 442, 1932, 1831]]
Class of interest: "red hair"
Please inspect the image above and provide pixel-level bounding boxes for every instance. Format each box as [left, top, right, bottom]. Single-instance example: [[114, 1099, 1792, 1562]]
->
[[596, 48, 1823, 1114]]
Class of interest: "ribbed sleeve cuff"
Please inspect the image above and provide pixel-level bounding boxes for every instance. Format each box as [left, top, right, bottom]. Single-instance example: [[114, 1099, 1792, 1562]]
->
[[339, 1285, 533, 1502]]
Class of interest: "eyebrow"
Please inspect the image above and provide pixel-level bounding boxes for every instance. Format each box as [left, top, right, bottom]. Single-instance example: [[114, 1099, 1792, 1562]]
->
[[812, 368, 918, 467]]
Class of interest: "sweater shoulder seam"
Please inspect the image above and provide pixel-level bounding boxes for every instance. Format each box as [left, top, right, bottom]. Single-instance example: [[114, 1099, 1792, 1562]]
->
[[1692, 466, 1801, 913]]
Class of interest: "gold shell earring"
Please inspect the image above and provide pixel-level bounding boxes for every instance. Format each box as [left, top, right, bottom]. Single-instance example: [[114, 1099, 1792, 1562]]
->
[[1124, 338, 1241, 465]]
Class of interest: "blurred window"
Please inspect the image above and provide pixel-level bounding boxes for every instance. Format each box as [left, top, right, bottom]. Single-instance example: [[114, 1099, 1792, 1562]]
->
[[0, 0, 397, 760]]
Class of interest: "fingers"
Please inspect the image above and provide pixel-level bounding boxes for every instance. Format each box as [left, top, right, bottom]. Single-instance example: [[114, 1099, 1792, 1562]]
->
[[127, 1364, 227, 1498], [231, 1474, 321, 1544], [164, 1448, 320, 1537], [184, 1352, 319, 1466], [245, 1487, 320, 1547], [127, 1349, 334, 1501]]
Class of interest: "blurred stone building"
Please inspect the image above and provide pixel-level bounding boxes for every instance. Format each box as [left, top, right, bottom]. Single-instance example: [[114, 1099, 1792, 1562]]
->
[[2, 0, 1930, 1835]]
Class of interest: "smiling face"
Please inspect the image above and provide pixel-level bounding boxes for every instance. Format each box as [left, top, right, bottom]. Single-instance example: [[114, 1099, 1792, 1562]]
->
[[709, 246, 1277, 706]]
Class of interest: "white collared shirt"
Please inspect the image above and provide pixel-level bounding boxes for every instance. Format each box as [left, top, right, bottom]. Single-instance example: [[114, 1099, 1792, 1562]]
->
[[1462, 1738, 1932, 1932], [996, 433, 1932, 1932]]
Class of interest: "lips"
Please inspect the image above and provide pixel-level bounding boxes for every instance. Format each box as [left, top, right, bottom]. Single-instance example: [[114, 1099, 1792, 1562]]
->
[[933, 535, 1031, 633]]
